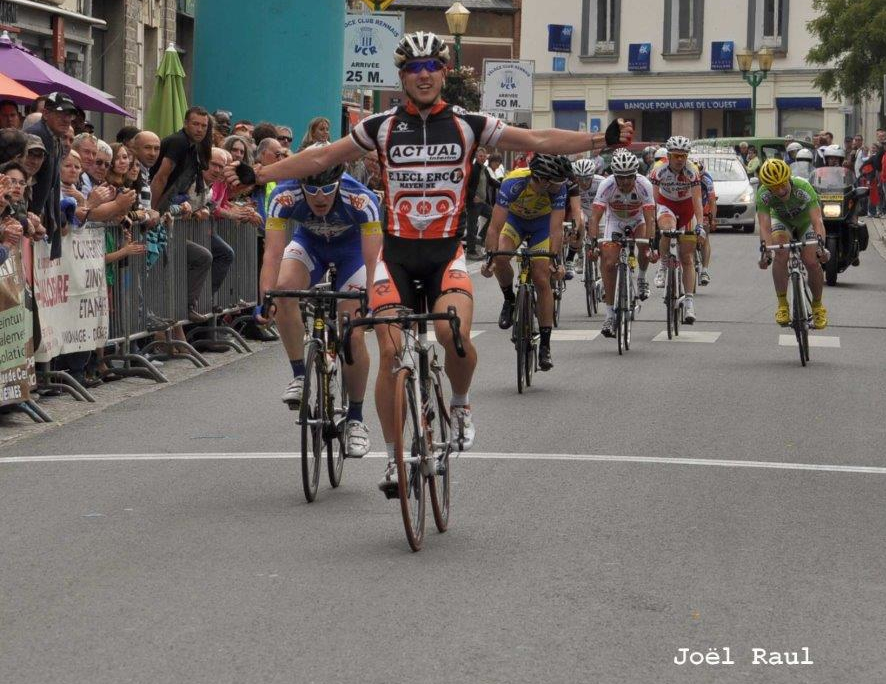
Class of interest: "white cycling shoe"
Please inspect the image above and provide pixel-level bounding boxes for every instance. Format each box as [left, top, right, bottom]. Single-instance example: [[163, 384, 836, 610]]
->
[[684, 298, 697, 324], [281, 376, 304, 407], [345, 420, 370, 458], [654, 269, 666, 288], [450, 405, 475, 451]]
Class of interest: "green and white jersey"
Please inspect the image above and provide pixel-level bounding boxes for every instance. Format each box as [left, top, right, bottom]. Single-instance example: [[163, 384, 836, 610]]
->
[[755, 177, 819, 231]]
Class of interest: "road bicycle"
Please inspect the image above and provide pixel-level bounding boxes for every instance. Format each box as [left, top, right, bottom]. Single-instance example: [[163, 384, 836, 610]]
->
[[343, 282, 465, 552], [263, 273, 366, 503], [761, 238, 821, 367], [487, 248, 557, 394], [582, 236, 602, 317], [602, 228, 650, 355], [659, 229, 687, 339]]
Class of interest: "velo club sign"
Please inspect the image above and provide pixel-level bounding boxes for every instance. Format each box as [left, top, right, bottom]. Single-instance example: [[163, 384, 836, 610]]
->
[[343, 12, 404, 91], [481, 59, 534, 114]]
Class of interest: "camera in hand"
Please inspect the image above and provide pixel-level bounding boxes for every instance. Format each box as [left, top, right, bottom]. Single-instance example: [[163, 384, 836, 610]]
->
[[234, 163, 257, 186]]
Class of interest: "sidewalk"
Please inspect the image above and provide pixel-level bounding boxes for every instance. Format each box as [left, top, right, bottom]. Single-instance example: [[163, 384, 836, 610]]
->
[[860, 216, 886, 262]]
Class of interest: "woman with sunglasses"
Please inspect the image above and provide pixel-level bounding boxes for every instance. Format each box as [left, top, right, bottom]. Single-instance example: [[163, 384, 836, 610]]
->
[[227, 30, 632, 491], [261, 143, 382, 458]]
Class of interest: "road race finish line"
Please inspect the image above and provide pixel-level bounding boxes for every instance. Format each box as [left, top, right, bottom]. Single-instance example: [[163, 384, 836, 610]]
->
[[778, 334, 840, 348], [550, 330, 601, 342], [652, 330, 721, 343], [3, 451, 886, 474]]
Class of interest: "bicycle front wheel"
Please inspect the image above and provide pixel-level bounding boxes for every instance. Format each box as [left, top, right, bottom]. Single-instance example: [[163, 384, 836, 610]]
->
[[792, 273, 809, 367], [665, 264, 674, 340], [515, 286, 527, 393], [584, 255, 597, 316], [673, 267, 681, 337], [616, 265, 625, 355], [393, 368, 426, 551], [300, 343, 324, 503], [427, 370, 451, 533], [623, 272, 632, 351], [524, 289, 535, 387], [327, 351, 348, 487]]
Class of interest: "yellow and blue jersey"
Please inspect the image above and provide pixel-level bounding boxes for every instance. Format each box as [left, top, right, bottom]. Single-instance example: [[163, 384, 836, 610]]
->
[[496, 168, 567, 221]]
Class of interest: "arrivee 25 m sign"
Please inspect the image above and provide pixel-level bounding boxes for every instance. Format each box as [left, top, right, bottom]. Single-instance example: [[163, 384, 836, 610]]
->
[[343, 12, 403, 91]]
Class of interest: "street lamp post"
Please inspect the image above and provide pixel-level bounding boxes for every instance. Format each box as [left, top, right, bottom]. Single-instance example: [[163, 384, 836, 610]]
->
[[736, 48, 773, 136], [445, 2, 470, 70]]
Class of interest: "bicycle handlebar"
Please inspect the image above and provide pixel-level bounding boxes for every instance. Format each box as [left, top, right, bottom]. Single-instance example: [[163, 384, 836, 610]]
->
[[762, 238, 821, 252], [261, 288, 367, 318], [341, 306, 466, 365], [485, 249, 559, 262]]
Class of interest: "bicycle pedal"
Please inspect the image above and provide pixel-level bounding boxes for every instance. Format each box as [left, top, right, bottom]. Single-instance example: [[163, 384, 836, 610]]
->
[[378, 480, 400, 499]]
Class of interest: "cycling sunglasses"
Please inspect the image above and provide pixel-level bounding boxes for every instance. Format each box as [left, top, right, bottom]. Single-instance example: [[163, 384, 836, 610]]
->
[[302, 181, 339, 197], [402, 59, 445, 74]]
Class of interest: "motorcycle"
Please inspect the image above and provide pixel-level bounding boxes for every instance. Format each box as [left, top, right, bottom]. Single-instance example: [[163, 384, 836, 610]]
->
[[810, 167, 869, 285]]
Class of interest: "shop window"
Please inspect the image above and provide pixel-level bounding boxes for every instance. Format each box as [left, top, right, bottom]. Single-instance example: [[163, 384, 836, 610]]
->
[[779, 110, 823, 143], [664, 0, 703, 56], [724, 111, 753, 137], [642, 111, 672, 142], [748, 0, 789, 53], [554, 109, 587, 132], [581, 0, 621, 58]]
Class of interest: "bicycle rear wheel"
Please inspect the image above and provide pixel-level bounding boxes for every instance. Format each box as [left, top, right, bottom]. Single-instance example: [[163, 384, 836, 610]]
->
[[327, 351, 347, 487], [300, 343, 324, 503], [427, 369, 451, 533], [615, 265, 625, 355], [792, 273, 809, 367], [514, 286, 527, 393], [393, 367, 426, 551], [665, 264, 674, 340]]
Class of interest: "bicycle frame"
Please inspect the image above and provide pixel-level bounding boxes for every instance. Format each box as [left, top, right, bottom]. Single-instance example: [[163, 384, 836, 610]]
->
[[764, 238, 818, 366], [660, 229, 686, 338]]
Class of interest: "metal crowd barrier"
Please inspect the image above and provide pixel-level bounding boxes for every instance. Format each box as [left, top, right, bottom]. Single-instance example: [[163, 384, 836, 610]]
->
[[184, 219, 258, 354]]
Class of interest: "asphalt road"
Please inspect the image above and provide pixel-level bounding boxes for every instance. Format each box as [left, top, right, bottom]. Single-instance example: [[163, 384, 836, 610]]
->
[[2, 229, 885, 683]]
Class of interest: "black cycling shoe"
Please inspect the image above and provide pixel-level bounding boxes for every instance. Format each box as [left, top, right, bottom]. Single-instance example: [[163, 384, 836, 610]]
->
[[498, 299, 515, 330], [538, 345, 553, 371]]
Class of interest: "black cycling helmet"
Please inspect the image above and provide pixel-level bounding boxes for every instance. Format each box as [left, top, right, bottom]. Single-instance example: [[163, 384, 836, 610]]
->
[[529, 153, 573, 182], [302, 142, 345, 186]]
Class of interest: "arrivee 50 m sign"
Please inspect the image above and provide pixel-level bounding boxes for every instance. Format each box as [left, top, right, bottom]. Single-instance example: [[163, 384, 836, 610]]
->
[[343, 12, 403, 90], [481, 60, 534, 114]]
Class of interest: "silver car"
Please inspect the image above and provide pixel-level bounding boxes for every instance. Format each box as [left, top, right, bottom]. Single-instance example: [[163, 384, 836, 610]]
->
[[695, 153, 757, 233]]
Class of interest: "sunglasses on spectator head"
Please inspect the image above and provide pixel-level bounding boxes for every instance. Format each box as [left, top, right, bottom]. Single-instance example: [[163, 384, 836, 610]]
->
[[302, 181, 339, 197], [28, 149, 46, 157], [402, 59, 445, 74], [94, 159, 110, 167], [6, 178, 27, 187], [277, 136, 292, 144]]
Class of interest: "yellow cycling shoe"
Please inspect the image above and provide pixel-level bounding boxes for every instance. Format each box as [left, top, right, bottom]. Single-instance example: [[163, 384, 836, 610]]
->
[[812, 304, 828, 330], [775, 304, 790, 326]]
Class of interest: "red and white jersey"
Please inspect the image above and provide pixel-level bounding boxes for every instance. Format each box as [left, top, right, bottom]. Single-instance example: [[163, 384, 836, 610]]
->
[[592, 174, 654, 222], [649, 161, 701, 202], [351, 101, 505, 239]]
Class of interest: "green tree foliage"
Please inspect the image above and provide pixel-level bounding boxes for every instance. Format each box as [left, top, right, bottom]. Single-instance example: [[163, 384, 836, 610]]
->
[[442, 66, 481, 111], [806, 0, 886, 100]]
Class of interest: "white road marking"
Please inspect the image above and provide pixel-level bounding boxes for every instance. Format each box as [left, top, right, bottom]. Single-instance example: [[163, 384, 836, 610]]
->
[[551, 330, 601, 341], [778, 334, 840, 348], [425, 330, 484, 343], [653, 330, 721, 343], [3, 451, 885, 475]]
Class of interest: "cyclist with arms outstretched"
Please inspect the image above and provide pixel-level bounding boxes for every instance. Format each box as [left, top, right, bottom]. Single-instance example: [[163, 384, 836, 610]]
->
[[227, 31, 633, 493], [756, 158, 830, 329]]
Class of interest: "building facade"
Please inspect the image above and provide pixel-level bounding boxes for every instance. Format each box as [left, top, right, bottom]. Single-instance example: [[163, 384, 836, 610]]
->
[[520, 0, 848, 143]]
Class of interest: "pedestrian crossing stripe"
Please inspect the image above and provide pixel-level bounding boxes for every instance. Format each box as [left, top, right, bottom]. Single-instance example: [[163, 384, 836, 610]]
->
[[425, 331, 484, 343], [778, 335, 840, 348], [550, 330, 601, 341], [652, 330, 722, 343]]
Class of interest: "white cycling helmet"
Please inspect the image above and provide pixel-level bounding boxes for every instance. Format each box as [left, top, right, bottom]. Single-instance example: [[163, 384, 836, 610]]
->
[[572, 158, 599, 178], [666, 135, 692, 152], [654, 147, 668, 160], [609, 148, 639, 176], [394, 31, 450, 68], [786, 141, 804, 155], [824, 144, 845, 159], [795, 148, 814, 162]]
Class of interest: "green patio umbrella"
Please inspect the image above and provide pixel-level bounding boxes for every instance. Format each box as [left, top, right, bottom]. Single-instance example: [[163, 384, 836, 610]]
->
[[144, 43, 188, 139]]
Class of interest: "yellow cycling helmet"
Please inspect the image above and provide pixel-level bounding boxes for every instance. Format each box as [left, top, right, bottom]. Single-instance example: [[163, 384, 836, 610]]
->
[[758, 158, 792, 188]]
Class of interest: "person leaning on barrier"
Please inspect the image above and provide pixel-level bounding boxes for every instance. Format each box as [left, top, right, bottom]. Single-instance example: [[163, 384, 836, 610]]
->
[[72, 132, 99, 195], [150, 105, 212, 213], [0, 161, 46, 242]]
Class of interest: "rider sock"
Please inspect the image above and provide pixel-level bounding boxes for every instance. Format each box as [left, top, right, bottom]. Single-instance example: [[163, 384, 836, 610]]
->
[[540, 326, 552, 347], [638, 268, 647, 280], [450, 392, 469, 407], [607, 304, 615, 315], [385, 442, 396, 462], [346, 400, 363, 422], [776, 293, 788, 307], [290, 359, 305, 378], [565, 248, 577, 262], [501, 284, 515, 302], [812, 298, 823, 308]]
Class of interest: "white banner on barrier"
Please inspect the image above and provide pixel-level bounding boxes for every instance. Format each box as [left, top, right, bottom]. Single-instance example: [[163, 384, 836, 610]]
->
[[33, 226, 109, 362]]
